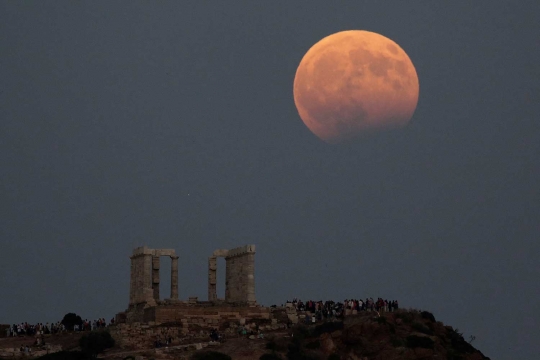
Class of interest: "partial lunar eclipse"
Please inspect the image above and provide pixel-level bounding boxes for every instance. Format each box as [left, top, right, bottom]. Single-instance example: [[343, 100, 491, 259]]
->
[[293, 30, 419, 143]]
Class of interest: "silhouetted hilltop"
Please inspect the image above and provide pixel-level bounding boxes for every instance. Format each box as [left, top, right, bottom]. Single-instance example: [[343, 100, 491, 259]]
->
[[257, 309, 490, 360], [1, 309, 490, 359]]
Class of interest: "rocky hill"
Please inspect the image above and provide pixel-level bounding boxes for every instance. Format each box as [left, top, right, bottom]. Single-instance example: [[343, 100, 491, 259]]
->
[[265, 309, 491, 360], [0, 309, 490, 359], [188, 309, 490, 360]]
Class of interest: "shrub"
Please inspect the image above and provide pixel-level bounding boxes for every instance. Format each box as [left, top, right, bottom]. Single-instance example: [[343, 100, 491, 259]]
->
[[420, 311, 436, 322], [266, 339, 287, 352], [287, 337, 303, 359], [446, 327, 476, 354], [292, 325, 311, 340], [260, 354, 282, 360], [313, 322, 344, 336], [286, 350, 320, 360], [395, 311, 414, 324], [305, 340, 320, 350], [79, 331, 115, 358], [190, 351, 232, 360], [411, 322, 434, 335], [375, 316, 387, 324], [286, 344, 321, 360], [328, 354, 341, 360], [390, 336, 405, 348], [61, 313, 83, 331], [36, 351, 88, 360], [406, 335, 434, 349], [446, 348, 465, 360]]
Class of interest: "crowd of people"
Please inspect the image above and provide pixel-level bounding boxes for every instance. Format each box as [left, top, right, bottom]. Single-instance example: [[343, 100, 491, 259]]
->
[[284, 297, 400, 320], [73, 318, 111, 332], [6, 323, 64, 337], [5, 318, 114, 337]]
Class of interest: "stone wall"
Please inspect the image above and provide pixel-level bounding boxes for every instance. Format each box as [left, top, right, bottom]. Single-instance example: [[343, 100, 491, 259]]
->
[[152, 304, 270, 324], [0, 345, 62, 358], [110, 304, 280, 350], [110, 305, 319, 351], [124, 303, 148, 324], [121, 303, 272, 325]]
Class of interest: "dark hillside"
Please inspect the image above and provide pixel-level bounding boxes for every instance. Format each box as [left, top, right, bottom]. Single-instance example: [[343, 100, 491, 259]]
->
[[259, 309, 490, 360], [1, 310, 490, 360]]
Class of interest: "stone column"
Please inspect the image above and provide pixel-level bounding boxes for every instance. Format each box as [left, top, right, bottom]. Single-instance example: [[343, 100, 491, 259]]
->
[[133, 255, 145, 304], [224, 256, 233, 302], [129, 246, 163, 306], [152, 256, 160, 301], [129, 256, 136, 305], [224, 245, 256, 304], [245, 252, 256, 304], [170, 255, 179, 300], [208, 256, 217, 301], [143, 254, 154, 304]]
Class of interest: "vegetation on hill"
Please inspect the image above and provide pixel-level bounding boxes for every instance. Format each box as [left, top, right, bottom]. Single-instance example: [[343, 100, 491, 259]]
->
[[61, 313, 83, 332], [31, 330, 115, 360], [190, 350, 232, 360], [79, 330, 115, 358], [26, 308, 488, 360], [35, 351, 88, 360], [257, 309, 489, 360]]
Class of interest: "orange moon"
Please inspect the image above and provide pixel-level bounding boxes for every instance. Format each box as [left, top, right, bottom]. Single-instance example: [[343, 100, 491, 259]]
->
[[293, 30, 419, 143]]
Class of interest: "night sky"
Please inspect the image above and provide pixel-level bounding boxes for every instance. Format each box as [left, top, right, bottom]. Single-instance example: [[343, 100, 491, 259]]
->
[[1, 2, 539, 359]]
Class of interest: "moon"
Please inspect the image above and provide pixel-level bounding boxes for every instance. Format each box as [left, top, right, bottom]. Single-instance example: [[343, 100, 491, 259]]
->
[[293, 30, 419, 143]]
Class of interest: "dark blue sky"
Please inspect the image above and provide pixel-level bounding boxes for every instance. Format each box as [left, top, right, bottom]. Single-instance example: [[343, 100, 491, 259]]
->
[[1, 2, 539, 359]]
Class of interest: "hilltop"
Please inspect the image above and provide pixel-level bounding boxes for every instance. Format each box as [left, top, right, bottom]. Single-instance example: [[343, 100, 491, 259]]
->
[[196, 309, 490, 360], [0, 309, 490, 359]]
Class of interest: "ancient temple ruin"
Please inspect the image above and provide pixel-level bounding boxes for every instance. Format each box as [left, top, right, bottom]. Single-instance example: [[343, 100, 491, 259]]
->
[[129, 246, 179, 306], [124, 244, 256, 325], [113, 244, 294, 342], [128, 244, 256, 308], [208, 245, 256, 304]]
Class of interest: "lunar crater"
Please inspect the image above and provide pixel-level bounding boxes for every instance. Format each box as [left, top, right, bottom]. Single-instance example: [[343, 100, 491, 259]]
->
[[387, 44, 398, 55]]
